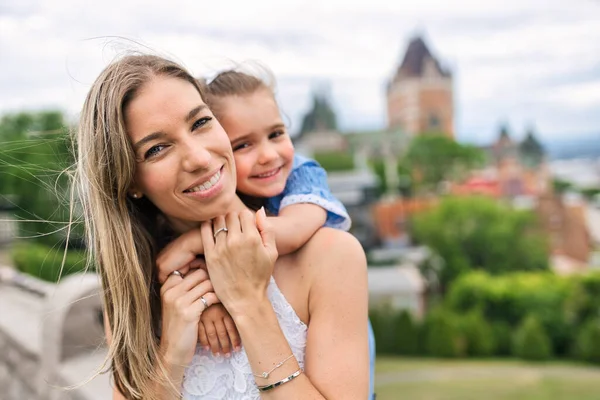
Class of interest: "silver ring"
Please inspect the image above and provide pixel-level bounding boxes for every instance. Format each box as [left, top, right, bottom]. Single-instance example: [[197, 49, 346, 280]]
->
[[200, 296, 209, 309], [213, 227, 228, 239], [169, 270, 183, 278]]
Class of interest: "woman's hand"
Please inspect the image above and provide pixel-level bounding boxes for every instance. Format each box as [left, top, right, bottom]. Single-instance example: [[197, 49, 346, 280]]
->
[[200, 208, 278, 317], [159, 268, 219, 365]]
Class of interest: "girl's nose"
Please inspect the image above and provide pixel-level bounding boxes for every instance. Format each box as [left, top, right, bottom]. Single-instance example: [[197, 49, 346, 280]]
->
[[257, 144, 278, 165]]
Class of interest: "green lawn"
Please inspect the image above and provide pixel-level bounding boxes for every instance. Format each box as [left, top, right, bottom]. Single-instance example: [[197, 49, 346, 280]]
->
[[375, 357, 600, 400]]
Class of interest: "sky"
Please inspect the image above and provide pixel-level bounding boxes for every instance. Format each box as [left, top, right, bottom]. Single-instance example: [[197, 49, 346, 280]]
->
[[1, 0, 599, 144]]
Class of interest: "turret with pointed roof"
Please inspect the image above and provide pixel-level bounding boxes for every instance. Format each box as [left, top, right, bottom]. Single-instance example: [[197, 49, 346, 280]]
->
[[387, 35, 454, 138], [391, 36, 452, 82]]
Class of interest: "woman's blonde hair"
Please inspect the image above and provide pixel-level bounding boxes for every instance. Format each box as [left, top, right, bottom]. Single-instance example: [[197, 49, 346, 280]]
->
[[75, 54, 204, 399]]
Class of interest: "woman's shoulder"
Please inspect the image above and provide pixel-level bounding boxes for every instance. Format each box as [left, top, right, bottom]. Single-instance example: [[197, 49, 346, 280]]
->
[[297, 228, 367, 277]]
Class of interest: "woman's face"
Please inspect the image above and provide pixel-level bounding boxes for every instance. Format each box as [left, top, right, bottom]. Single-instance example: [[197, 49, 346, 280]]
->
[[125, 76, 238, 231]]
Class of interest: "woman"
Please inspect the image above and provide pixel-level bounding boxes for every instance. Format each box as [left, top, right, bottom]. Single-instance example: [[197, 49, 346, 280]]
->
[[76, 54, 369, 399]]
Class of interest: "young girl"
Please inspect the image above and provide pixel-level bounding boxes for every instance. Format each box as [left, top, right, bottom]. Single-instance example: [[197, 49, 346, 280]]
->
[[205, 69, 376, 399]]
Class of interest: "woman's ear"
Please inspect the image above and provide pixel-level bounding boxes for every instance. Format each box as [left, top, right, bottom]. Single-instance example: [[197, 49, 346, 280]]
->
[[128, 185, 143, 199]]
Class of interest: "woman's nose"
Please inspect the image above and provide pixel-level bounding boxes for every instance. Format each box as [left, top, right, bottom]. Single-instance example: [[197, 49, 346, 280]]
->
[[181, 140, 212, 172]]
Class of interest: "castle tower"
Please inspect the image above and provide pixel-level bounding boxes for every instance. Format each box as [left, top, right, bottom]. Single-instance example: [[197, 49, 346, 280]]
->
[[387, 36, 454, 138]]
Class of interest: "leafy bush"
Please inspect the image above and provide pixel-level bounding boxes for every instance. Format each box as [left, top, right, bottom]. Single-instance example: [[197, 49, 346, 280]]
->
[[369, 306, 397, 355], [459, 310, 496, 357], [423, 308, 464, 358], [393, 310, 420, 355], [491, 321, 512, 356], [447, 271, 572, 355], [313, 151, 354, 172], [411, 197, 549, 289], [572, 319, 600, 364], [512, 315, 553, 361], [12, 242, 89, 282]]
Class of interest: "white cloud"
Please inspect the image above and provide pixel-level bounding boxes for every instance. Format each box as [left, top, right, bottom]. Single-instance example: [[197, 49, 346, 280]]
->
[[0, 0, 599, 143]]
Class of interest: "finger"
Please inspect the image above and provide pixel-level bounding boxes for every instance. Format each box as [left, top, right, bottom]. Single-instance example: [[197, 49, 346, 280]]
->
[[156, 229, 203, 284], [212, 215, 227, 244], [177, 268, 209, 292], [200, 221, 216, 253], [239, 208, 258, 236], [181, 279, 214, 305], [160, 272, 185, 297], [225, 211, 241, 237], [204, 321, 221, 355], [215, 319, 232, 355], [256, 207, 278, 263], [189, 257, 207, 271], [224, 316, 241, 351], [198, 322, 210, 351]]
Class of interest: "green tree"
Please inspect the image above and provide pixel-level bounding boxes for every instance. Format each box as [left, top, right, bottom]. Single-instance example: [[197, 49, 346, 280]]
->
[[424, 308, 464, 357], [411, 196, 549, 288], [572, 319, 600, 364], [460, 310, 496, 357], [512, 315, 553, 361], [299, 89, 337, 135], [393, 310, 420, 355], [0, 111, 82, 250], [405, 134, 484, 192]]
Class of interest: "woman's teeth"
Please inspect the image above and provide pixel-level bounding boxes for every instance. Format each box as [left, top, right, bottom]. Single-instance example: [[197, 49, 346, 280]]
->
[[187, 170, 221, 192]]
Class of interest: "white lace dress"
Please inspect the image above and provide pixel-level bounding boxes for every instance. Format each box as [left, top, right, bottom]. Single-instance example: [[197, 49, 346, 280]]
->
[[181, 277, 308, 399]]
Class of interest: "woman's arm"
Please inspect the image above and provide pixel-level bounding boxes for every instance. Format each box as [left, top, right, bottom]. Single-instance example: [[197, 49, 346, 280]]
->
[[103, 268, 219, 400], [237, 229, 369, 399], [202, 210, 369, 399]]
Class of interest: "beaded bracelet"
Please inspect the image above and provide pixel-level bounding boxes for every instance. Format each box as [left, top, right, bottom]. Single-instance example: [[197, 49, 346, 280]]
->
[[252, 353, 295, 379], [256, 369, 302, 392]]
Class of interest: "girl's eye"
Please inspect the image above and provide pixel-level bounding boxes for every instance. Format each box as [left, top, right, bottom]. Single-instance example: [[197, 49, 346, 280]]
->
[[269, 130, 285, 140], [192, 117, 212, 131], [233, 142, 250, 152], [144, 144, 166, 159]]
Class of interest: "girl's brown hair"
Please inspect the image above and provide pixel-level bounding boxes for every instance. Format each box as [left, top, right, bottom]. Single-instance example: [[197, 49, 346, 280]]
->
[[75, 54, 204, 399], [203, 68, 275, 119]]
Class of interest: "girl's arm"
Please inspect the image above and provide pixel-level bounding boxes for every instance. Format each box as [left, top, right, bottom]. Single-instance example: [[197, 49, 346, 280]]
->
[[268, 203, 326, 255]]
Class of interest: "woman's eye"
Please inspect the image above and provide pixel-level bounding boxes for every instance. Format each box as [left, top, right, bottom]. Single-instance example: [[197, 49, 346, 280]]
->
[[233, 142, 250, 152], [192, 117, 212, 131], [269, 130, 285, 140], [144, 144, 166, 159]]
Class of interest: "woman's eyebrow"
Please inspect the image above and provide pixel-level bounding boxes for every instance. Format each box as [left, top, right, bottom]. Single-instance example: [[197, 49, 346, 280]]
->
[[185, 104, 207, 123], [133, 105, 208, 151], [133, 131, 167, 152]]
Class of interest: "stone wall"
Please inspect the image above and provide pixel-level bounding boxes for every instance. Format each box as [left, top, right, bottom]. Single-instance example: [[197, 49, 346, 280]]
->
[[0, 267, 111, 400]]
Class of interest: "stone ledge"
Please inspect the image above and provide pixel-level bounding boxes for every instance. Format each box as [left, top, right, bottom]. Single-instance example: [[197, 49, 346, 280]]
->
[[56, 349, 112, 400], [0, 284, 43, 355]]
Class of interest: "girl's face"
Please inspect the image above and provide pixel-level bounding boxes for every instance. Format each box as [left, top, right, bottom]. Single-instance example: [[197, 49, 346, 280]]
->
[[125, 76, 239, 232], [216, 89, 295, 199]]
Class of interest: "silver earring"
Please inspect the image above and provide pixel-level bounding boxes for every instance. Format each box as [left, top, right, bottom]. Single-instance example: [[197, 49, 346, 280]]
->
[[131, 193, 139, 199]]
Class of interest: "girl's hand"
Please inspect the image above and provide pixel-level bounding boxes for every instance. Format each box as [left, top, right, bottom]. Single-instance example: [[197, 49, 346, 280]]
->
[[198, 303, 241, 356], [159, 268, 219, 365], [200, 208, 278, 316]]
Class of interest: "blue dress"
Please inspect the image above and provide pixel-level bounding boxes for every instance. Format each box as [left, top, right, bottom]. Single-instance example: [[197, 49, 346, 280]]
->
[[265, 154, 376, 399]]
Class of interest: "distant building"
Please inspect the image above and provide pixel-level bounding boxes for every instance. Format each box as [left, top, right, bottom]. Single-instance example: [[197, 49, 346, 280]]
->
[[368, 264, 426, 318], [386, 36, 454, 137], [537, 192, 592, 274], [452, 125, 550, 199]]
